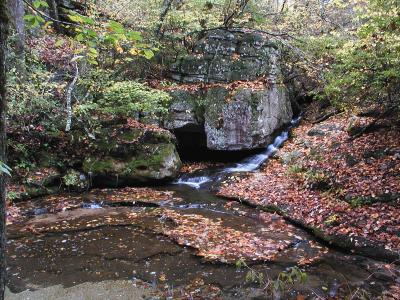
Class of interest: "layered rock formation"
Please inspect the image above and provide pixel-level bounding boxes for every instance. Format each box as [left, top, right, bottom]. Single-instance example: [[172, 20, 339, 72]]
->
[[170, 29, 281, 84], [166, 29, 293, 151]]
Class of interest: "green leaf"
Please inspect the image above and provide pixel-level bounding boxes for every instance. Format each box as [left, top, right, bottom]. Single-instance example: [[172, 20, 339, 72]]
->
[[88, 48, 98, 55], [104, 34, 118, 44], [75, 33, 84, 42], [108, 21, 125, 34], [33, 0, 49, 9], [36, 15, 45, 23], [55, 39, 64, 47], [23, 15, 44, 28], [87, 41, 97, 48], [142, 49, 154, 60], [126, 31, 143, 41], [81, 16, 95, 25], [86, 29, 98, 38], [71, 55, 84, 63], [68, 14, 84, 23], [68, 12, 95, 25]]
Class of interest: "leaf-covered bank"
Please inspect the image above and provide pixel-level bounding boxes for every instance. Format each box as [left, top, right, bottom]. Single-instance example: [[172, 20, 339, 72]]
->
[[218, 113, 400, 261]]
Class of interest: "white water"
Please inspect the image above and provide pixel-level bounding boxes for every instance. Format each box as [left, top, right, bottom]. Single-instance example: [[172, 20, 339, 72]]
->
[[224, 130, 289, 172], [175, 116, 301, 189], [174, 176, 213, 189]]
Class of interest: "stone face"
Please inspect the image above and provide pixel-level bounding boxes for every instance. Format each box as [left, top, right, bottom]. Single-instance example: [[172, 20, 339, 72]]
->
[[170, 29, 280, 84], [204, 86, 292, 150], [166, 85, 292, 151], [164, 90, 202, 131], [166, 29, 293, 151]]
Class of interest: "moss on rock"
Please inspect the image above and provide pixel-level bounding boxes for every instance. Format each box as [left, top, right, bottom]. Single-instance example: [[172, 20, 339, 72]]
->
[[83, 157, 116, 174], [83, 139, 181, 187]]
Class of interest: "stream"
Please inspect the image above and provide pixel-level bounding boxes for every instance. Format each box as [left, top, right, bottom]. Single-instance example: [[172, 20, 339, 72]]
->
[[6, 118, 397, 299]]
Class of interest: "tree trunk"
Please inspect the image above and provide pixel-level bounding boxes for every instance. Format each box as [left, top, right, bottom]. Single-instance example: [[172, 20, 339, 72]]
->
[[0, 1, 9, 299], [8, 0, 25, 80], [46, 0, 61, 33], [155, 0, 174, 38], [65, 60, 79, 132]]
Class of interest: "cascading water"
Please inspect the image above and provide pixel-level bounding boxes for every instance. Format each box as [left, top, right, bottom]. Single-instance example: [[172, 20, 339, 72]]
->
[[174, 176, 213, 189], [174, 116, 302, 189], [224, 130, 289, 172]]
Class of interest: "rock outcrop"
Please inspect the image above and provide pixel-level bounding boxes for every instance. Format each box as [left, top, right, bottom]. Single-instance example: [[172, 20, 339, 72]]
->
[[170, 29, 281, 84], [9, 122, 182, 199], [81, 124, 181, 186], [166, 29, 293, 151]]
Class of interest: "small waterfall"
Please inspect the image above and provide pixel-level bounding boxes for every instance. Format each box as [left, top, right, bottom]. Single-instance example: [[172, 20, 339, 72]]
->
[[174, 116, 301, 189], [224, 130, 289, 172], [174, 176, 212, 189]]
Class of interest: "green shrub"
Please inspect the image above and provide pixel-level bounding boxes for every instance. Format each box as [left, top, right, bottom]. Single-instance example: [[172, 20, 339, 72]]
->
[[78, 81, 171, 121], [272, 267, 308, 294], [103, 81, 170, 117], [9, 143, 36, 172], [304, 169, 332, 191], [324, 0, 400, 111], [324, 214, 339, 226], [287, 164, 305, 175], [7, 62, 61, 131], [62, 169, 87, 190]]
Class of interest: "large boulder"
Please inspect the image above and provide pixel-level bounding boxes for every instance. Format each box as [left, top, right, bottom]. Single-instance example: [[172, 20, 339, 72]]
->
[[165, 85, 292, 151], [8, 122, 181, 199], [81, 124, 181, 187], [204, 86, 292, 150], [166, 29, 293, 151]]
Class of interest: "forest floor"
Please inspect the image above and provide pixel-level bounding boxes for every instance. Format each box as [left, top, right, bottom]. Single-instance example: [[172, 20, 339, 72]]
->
[[218, 113, 400, 262]]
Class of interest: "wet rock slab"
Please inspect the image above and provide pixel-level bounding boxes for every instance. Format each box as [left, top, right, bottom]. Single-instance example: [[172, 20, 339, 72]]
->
[[9, 187, 184, 224], [149, 208, 296, 263], [8, 201, 303, 264], [7, 226, 182, 293]]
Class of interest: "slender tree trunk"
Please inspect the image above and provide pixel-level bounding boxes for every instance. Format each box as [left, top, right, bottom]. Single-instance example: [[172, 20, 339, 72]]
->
[[65, 60, 79, 132], [0, 1, 9, 299], [46, 0, 61, 33], [155, 0, 174, 38], [8, 0, 25, 80]]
